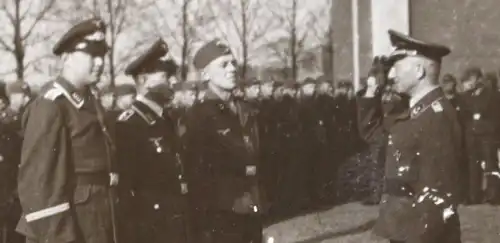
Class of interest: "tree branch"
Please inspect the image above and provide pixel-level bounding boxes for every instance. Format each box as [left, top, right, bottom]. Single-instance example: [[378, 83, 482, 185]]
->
[[22, 0, 56, 41], [0, 4, 16, 26], [0, 37, 14, 52]]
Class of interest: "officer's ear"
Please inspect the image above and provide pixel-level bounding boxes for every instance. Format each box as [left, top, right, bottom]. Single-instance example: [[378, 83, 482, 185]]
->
[[201, 68, 210, 81]]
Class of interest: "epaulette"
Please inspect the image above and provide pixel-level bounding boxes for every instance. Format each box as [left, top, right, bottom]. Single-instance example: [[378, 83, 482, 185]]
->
[[50, 82, 85, 109], [117, 109, 135, 122], [131, 105, 156, 126], [43, 87, 64, 101], [431, 100, 443, 113]]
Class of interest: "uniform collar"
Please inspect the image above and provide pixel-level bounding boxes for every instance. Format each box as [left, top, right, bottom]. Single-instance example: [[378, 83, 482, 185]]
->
[[409, 88, 444, 118], [54, 77, 87, 109], [206, 83, 233, 102], [409, 86, 439, 108], [136, 95, 163, 117]]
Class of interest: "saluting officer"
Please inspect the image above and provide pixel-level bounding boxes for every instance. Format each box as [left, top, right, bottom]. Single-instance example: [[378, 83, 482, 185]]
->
[[184, 39, 265, 243], [357, 30, 462, 243], [16, 18, 119, 243], [116, 38, 189, 243]]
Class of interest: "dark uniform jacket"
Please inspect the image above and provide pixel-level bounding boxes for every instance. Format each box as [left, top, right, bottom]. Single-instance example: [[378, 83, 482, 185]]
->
[[16, 78, 116, 243], [0, 114, 22, 216], [184, 89, 265, 215], [357, 88, 462, 241], [116, 97, 188, 243], [456, 88, 500, 138]]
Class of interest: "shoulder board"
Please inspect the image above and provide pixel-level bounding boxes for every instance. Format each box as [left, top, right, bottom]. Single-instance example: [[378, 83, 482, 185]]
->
[[43, 87, 64, 101], [131, 105, 156, 126], [51, 82, 84, 109], [431, 100, 443, 113], [117, 109, 135, 122]]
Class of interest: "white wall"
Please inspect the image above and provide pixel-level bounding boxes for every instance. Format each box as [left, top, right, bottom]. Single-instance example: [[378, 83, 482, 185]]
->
[[370, 0, 410, 56]]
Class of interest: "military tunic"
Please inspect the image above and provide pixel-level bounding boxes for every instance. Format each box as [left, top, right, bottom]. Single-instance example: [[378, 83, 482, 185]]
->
[[0, 111, 23, 243], [357, 88, 462, 242], [184, 89, 264, 243], [297, 95, 329, 207], [455, 88, 500, 204], [16, 78, 116, 243], [116, 97, 189, 243]]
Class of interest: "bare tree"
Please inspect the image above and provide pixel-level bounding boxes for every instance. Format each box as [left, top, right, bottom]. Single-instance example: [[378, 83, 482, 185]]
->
[[0, 0, 58, 82], [180, 0, 191, 82], [204, 0, 278, 80], [263, 0, 330, 81], [148, 0, 212, 82], [263, 0, 303, 81], [290, 0, 298, 81]]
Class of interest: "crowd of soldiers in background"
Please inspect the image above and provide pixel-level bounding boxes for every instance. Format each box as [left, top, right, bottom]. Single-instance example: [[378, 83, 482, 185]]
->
[[1, 64, 500, 242]]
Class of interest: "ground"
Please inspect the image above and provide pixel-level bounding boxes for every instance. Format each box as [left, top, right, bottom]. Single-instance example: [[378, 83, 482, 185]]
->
[[264, 203, 500, 243]]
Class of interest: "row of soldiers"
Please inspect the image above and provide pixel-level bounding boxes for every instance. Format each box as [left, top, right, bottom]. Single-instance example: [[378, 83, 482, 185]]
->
[[441, 67, 500, 205], [0, 17, 377, 243], [0, 82, 33, 243]]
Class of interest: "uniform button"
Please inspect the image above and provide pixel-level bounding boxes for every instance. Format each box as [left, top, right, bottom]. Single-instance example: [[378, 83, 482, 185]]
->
[[154, 204, 159, 210], [0, 155, 3, 162], [253, 205, 258, 212]]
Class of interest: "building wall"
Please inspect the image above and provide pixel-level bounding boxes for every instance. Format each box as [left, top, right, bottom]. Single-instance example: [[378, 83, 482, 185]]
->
[[331, 0, 371, 83], [411, 0, 500, 77], [331, 0, 500, 82]]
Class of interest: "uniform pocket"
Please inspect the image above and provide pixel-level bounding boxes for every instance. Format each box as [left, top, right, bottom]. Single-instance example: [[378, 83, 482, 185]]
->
[[73, 185, 92, 205]]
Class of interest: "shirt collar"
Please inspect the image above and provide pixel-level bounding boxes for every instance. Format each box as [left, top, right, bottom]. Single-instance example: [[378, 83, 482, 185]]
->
[[136, 95, 163, 117]]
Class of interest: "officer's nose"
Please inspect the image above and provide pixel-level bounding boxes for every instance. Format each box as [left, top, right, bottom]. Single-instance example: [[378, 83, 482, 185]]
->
[[227, 60, 236, 72]]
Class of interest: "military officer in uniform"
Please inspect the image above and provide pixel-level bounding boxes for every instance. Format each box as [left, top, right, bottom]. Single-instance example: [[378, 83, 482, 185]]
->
[[456, 67, 500, 204], [16, 18, 119, 243], [357, 30, 462, 243], [6, 82, 32, 115], [114, 83, 136, 111], [0, 81, 24, 243], [116, 38, 189, 243], [184, 39, 265, 243]]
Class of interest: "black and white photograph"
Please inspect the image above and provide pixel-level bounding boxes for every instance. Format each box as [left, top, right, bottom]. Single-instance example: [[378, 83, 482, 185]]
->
[[0, 0, 499, 242]]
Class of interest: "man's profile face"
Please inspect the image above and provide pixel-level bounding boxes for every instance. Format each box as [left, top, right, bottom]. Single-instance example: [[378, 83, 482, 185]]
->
[[9, 93, 28, 112], [301, 83, 315, 97], [388, 57, 421, 94], [260, 83, 273, 98], [204, 54, 237, 90], [462, 75, 480, 92], [441, 82, 456, 95], [100, 93, 114, 110], [116, 94, 135, 110], [283, 87, 296, 97], [273, 86, 284, 100], [318, 83, 333, 95]]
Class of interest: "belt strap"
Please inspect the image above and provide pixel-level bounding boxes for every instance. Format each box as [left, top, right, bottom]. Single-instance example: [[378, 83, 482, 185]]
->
[[384, 179, 414, 198], [76, 173, 109, 185]]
